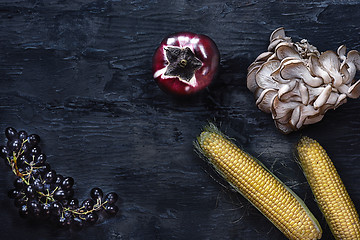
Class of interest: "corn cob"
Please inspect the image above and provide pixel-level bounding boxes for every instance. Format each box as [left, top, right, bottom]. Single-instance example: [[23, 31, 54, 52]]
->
[[296, 136, 360, 240], [194, 123, 322, 240]]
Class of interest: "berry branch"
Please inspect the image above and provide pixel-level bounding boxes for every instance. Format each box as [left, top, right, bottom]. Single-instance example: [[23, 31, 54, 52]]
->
[[0, 127, 120, 230]]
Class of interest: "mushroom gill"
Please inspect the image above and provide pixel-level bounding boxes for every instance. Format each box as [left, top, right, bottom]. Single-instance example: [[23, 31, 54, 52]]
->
[[247, 27, 360, 134]]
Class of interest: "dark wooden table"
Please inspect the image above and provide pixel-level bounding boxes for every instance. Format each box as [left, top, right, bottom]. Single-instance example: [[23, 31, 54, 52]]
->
[[1, 1, 359, 239]]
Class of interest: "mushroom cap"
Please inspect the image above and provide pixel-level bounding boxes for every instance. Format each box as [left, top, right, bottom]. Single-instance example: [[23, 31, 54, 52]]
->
[[255, 60, 280, 89], [335, 93, 347, 108], [278, 80, 297, 101], [256, 89, 277, 114], [247, 66, 260, 93], [337, 45, 347, 58], [309, 55, 332, 84], [275, 42, 300, 60], [348, 79, 360, 99], [271, 96, 300, 120], [268, 39, 284, 52], [319, 50, 343, 87], [254, 51, 274, 63], [280, 61, 323, 87], [270, 27, 286, 42], [347, 50, 360, 69]]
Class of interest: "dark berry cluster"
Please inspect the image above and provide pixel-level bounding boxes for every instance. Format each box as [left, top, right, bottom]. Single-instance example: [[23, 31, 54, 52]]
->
[[0, 127, 119, 230]]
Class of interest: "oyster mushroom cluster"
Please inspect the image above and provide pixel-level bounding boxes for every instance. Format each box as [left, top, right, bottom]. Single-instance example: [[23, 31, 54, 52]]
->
[[247, 27, 360, 134]]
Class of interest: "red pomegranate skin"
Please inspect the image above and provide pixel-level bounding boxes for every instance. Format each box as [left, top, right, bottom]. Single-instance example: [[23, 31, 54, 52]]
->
[[152, 32, 220, 96]]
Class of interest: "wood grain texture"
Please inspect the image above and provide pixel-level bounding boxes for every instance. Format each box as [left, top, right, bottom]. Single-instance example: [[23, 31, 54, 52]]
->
[[0, 0, 360, 239]]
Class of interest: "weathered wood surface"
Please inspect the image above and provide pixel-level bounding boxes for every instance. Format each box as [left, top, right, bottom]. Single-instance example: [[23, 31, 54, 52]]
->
[[0, 1, 360, 239]]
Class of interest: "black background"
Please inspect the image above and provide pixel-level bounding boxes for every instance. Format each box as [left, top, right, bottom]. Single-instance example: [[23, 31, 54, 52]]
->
[[1, 1, 360, 240]]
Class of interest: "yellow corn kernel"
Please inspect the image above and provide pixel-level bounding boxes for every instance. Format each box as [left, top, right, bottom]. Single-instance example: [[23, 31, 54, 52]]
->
[[194, 124, 322, 240], [296, 136, 360, 240]]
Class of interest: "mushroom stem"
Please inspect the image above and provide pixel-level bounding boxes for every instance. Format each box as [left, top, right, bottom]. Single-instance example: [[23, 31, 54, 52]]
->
[[313, 85, 332, 109]]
